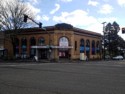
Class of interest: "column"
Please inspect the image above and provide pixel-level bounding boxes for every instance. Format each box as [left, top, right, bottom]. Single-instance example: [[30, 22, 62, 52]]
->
[[53, 33, 59, 60], [70, 34, 74, 60]]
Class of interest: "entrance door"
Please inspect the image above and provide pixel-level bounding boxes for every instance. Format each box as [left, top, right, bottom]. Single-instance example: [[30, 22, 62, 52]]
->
[[59, 50, 69, 58], [40, 49, 47, 59], [59, 37, 69, 59], [86, 52, 90, 60]]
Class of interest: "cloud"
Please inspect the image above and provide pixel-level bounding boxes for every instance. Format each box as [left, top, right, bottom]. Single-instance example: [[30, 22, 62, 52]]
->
[[26, 2, 40, 14], [98, 4, 113, 14], [52, 9, 119, 34], [0, 0, 40, 16], [42, 15, 50, 21], [28, 0, 38, 5], [50, 4, 60, 14], [53, 10, 97, 28], [87, 17, 118, 34], [36, 15, 49, 21], [88, 0, 99, 6], [102, 0, 110, 2], [35, 15, 42, 21], [86, 23, 103, 34], [117, 0, 125, 6], [98, 17, 117, 23], [59, 0, 72, 2]]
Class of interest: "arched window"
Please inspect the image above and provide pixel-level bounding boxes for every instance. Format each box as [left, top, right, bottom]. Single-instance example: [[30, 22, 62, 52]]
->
[[21, 38, 27, 56], [30, 37, 36, 58], [80, 39, 84, 53], [92, 40, 95, 55], [30, 37, 36, 46], [96, 41, 100, 54], [38, 37, 45, 45], [15, 38, 19, 57], [59, 37, 69, 47], [80, 39, 84, 46], [86, 39, 90, 53], [59, 37, 69, 58]]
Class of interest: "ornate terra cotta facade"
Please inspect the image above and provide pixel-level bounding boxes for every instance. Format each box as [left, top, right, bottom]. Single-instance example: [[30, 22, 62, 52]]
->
[[4, 23, 102, 60]]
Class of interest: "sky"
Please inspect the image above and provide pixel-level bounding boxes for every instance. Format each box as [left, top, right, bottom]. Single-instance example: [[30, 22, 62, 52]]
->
[[21, 0, 125, 39]]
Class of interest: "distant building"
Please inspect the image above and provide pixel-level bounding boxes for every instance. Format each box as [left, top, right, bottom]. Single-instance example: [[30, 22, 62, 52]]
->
[[4, 23, 102, 60], [0, 31, 6, 58]]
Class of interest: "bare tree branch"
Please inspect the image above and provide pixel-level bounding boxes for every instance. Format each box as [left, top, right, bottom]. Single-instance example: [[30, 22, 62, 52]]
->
[[0, 0, 34, 31], [0, 0, 36, 57]]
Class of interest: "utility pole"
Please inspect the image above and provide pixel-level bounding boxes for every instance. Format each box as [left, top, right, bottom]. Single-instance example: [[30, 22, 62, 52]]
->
[[102, 22, 106, 60]]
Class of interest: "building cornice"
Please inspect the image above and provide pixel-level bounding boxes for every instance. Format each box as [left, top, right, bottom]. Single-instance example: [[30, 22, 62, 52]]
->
[[4, 23, 102, 37]]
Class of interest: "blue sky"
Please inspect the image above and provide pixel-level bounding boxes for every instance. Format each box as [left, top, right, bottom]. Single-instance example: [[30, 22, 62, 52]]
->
[[26, 0, 125, 39]]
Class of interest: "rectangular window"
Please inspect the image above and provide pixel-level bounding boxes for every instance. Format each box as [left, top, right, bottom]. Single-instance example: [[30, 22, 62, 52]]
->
[[75, 41, 77, 51]]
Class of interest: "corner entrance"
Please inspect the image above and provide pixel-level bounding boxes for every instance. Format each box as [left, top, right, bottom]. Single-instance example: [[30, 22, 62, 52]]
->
[[59, 37, 70, 59], [59, 49, 69, 58]]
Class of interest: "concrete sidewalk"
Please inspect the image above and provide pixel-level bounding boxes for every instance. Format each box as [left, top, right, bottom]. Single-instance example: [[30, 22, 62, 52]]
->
[[0, 58, 90, 63]]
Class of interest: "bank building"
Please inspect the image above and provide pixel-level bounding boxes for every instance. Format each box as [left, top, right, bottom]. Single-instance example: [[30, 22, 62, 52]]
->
[[4, 23, 102, 61]]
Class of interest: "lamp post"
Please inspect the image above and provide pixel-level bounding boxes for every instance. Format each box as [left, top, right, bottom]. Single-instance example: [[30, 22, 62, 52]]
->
[[102, 22, 106, 60], [42, 28, 51, 61]]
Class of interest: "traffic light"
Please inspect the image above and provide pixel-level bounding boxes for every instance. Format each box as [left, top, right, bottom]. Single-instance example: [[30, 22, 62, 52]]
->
[[23, 14, 28, 22], [122, 28, 125, 34], [39, 22, 42, 28]]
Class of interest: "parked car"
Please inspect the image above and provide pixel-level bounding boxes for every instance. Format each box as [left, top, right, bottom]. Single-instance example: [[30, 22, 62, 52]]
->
[[112, 55, 123, 60]]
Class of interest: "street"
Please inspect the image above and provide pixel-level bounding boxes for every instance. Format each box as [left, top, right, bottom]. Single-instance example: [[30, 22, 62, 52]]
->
[[0, 60, 125, 94]]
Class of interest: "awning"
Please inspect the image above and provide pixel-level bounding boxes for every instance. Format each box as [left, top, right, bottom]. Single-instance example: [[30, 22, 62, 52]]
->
[[52, 46, 73, 49], [31, 46, 48, 49], [31, 45, 73, 49], [0, 48, 4, 51]]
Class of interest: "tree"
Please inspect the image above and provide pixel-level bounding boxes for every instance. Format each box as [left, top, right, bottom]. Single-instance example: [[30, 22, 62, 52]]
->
[[0, 0, 34, 57], [104, 21, 125, 56], [112, 21, 120, 34]]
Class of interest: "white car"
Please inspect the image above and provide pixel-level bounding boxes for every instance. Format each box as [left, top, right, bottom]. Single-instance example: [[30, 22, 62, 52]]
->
[[112, 55, 123, 60]]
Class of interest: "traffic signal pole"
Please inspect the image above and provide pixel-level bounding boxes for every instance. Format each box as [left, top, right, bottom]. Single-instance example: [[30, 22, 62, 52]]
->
[[23, 14, 42, 28]]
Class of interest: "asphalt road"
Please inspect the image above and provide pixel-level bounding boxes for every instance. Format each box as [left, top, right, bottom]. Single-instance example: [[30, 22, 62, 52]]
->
[[0, 60, 125, 94]]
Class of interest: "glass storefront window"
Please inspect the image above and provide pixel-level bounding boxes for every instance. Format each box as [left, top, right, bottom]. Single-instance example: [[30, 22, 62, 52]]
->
[[80, 39, 84, 53], [86, 40, 90, 52], [96, 41, 100, 53], [15, 38, 19, 58], [21, 38, 27, 58], [30, 37, 36, 58], [59, 37, 69, 47], [92, 40, 95, 55], [38, 37, 45, 45]]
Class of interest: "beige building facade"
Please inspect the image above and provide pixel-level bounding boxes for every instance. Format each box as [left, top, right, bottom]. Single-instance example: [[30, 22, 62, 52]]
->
[[5, 23, 102, 60]]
